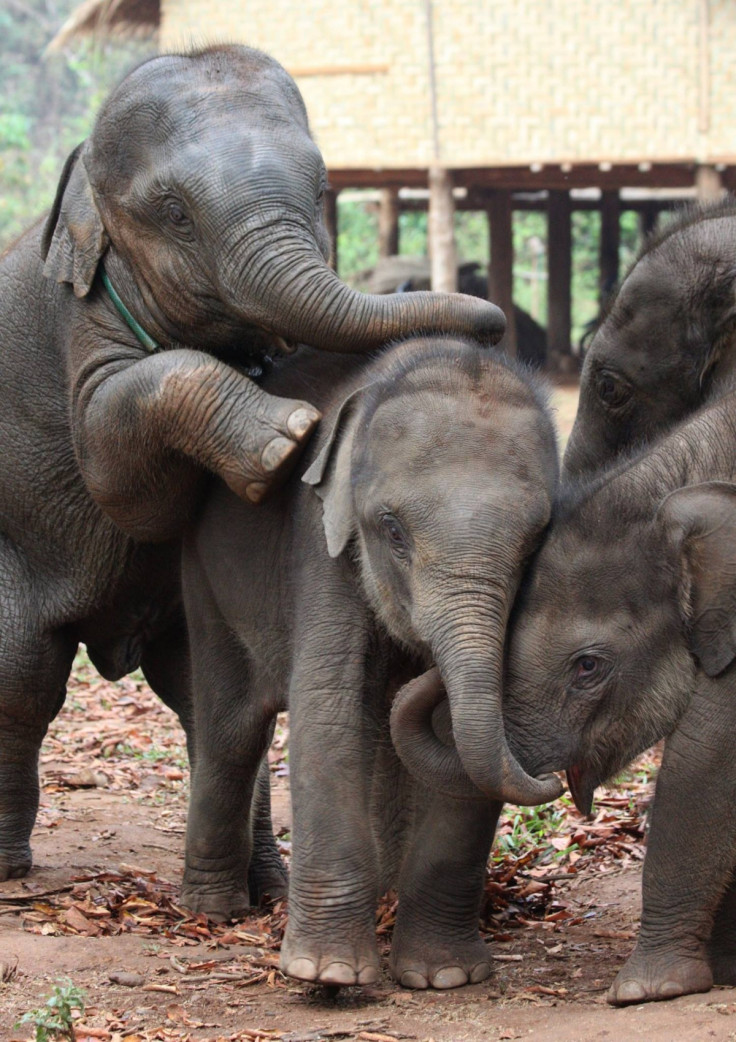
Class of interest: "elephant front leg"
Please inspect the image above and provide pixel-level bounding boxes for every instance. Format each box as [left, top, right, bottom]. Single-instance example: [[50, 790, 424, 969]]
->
[[75, 348, 320, 540], [390, 791, 500, 989], [281, 649, 382, 986], [608, 688, 736, 1006]]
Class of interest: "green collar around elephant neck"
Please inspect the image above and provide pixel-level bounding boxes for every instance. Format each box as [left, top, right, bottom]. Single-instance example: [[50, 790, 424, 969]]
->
[[101, 267, 161, 354]]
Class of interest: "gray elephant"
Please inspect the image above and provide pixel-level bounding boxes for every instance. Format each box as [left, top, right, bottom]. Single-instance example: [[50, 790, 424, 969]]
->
[[392, 384, 736, 1005], [179, 334, 561, 989], [0, 45, 504, 885], [565, 199, 736, 477]]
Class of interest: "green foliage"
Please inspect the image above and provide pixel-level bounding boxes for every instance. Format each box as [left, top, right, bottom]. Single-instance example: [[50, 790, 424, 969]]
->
[[16, 980, 85, 1042], [0, 0, 154, 250], [496, 798, 573, 857]]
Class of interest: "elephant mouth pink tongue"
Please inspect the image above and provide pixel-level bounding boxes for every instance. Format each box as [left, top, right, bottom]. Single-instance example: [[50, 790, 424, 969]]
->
[[566, 765, 595, 817]]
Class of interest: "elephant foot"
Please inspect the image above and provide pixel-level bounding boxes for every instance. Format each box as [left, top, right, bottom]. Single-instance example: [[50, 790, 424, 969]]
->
[[179, 881, 251, 922], [389, 928, 492, 990], [280, 923, 380, 986], [607, 947, 713, 1006], [0, 845, 32, 882], [223, 395, 321, 505], [247, 853, 288, 905]]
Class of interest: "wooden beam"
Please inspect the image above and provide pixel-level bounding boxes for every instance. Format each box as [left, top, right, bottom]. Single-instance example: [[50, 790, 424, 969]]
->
[[328, 163, 708, 192], [547, 191, 572, 358], [486, 191, 517, 357], [323, 189, 339, 272], [378, 188, 400, 258], [599, 190, 621, 302], [428, 167, 457, 292]]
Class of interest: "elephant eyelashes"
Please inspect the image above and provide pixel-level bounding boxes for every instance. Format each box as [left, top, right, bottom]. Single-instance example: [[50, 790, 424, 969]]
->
[[380, 512, 410, 559]]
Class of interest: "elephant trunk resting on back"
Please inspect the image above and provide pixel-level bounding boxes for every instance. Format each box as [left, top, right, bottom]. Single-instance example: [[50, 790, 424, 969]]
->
[[393, 385, 736, 1005], [178, 334, 561, 988], [43, 44, 505, 537]]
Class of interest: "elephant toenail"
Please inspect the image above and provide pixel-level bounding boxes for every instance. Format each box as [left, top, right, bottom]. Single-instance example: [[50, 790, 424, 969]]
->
[[432, 966, 469, 989], [245, 481, 269, 503], [658, 980, 685, 998], [469, 962, 492, 984], [319, 962, 357, 986], [400, 970, 429, 989], [261, 436, 296, 472], [284, 957, 319, 981], [609, 979, 646, 1005], [357, 965, 380, 984], [287, 406, 321, 440]]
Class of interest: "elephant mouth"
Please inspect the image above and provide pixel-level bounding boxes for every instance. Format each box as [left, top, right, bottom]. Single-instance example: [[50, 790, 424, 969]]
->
[[566, 765, 597, 817]]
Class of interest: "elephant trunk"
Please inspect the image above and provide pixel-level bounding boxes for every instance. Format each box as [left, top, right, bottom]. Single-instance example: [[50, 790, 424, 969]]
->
[[223, 236, 507, 351], [393, 587, 562, 806]]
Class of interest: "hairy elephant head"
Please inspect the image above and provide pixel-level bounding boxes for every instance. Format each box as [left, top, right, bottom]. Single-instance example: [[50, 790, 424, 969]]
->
[[41, 46, 505, 357], [565, 202, 736, 479], [500, 479, 736, 815], [304, 335, 562, 806]]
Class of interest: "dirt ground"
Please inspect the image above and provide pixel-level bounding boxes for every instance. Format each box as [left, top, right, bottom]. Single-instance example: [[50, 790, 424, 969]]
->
[[5, 384, 736, 1042]]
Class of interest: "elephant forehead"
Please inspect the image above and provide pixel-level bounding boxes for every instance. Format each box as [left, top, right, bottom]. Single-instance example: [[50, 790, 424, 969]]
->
[[365, 388, 547, 464]]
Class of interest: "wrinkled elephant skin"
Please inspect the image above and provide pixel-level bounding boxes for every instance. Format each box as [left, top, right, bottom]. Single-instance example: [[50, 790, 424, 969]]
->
[[502, 387, 736, 1005], [566, 201, 736, 478], [179, 335, 560, 988], [0, 44, 506, 899]]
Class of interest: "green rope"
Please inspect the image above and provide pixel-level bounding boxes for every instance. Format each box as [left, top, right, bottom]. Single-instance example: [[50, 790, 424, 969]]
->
[[101, 267, 161, 354]]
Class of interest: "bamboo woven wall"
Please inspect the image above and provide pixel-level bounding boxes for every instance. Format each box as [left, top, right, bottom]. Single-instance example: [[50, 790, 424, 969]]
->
[[159, 0, 736, 170]]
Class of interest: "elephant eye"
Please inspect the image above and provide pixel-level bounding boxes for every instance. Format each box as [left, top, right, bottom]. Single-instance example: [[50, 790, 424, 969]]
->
[[380, 512, 410, 560], [571, 654, 607, 689], [596, 369, 631, 409], [166, 202, 189, 226]]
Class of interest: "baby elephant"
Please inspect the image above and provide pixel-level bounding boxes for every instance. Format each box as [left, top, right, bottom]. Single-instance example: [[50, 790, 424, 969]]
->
[[180, 335, 561, 989], [394, 383, 736, 1004]]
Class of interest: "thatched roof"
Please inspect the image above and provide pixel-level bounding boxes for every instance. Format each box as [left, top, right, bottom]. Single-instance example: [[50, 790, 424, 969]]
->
[[46, 0, 159, 52]]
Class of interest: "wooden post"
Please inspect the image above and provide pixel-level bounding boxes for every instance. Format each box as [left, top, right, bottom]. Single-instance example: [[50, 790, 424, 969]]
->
[[599, 190, 620, 304], [486, 190, 517, 357], [428, 166, 457, 292], [378, 188, 400, 258], [547, 190, 572, 358], [695, 164, 724, 202], [639, 202, 659, 241], [323, 188, 339, 272]]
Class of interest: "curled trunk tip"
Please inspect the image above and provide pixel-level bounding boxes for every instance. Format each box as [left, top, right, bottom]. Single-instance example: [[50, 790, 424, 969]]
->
[[391, 666, 564, 807]]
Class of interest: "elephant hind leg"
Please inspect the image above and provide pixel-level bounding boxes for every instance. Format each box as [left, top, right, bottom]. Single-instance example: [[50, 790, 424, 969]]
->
[[390, 789, 501, 990], [247, 752, 288, 903], [0, 619, 78, 881], [708, 868, 736, 985]]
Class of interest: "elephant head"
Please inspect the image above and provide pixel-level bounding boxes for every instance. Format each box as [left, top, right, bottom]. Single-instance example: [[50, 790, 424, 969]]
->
[[304, 336, 562, 806], [41, 46, 505, 358], [389, 443, 736, 815], [565, 202, 736, 479]]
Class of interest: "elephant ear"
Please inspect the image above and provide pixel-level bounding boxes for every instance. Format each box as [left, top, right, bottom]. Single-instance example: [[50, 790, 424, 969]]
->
[[659, 481, 736, 677], [42, 143, 109, 298], [302, 387, 364, 558]]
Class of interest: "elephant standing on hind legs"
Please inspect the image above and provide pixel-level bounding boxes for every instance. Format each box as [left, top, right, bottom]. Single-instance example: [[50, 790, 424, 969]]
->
[[179, 335, 562, 988], [0, 43, 505, 888]]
